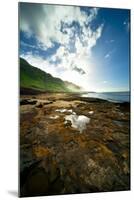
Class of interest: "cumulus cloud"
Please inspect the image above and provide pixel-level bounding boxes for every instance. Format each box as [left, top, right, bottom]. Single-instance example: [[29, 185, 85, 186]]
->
[[20, 4, 100, 48], [21, 51, 96, 90], [20, 3, 104, 90]]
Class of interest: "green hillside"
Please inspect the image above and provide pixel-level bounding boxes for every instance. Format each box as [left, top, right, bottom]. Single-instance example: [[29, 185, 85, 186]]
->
[[20, 57, 81, 92]]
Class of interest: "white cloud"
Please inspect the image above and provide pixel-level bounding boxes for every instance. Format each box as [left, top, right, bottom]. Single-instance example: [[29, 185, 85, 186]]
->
[[20, 4, 100, 48], [21, 52, 59, 78], [21, 50, 95, 90], [49, 22, 103, 77], [20, 41, 41, 50], [104, 48, 116, 60], [104, 53, 110, 59], [20, 4, 104, 91]]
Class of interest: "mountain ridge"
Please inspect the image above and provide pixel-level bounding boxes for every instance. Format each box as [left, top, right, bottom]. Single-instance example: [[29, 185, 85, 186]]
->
[[20, 57, 82, 93]]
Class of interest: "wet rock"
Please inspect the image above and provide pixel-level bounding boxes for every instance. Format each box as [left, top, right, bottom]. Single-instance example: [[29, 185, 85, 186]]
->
[[21, 167, 49, 197], [106, 141, 120, 153], [50, 177, 64, 194], [36, 102, 43, 108], [20, 99, 37, 105], [49, 165, 60, 183], [113, 120, 129, 127], [20, 93, 130, 196]]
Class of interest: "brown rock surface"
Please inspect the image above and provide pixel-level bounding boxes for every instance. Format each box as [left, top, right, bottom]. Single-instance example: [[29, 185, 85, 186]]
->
[[20, 93, 130, 197]]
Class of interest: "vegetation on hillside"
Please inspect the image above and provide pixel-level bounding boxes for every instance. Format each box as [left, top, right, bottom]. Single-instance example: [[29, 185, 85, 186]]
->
[[20, 58, 81, 92]]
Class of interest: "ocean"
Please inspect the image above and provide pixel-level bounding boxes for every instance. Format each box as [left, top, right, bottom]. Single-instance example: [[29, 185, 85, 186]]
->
[[81, 91, 130, 103]]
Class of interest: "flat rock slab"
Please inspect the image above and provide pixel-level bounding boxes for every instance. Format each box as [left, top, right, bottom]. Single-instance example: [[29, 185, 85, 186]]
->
[[20, 93, 130, 197]]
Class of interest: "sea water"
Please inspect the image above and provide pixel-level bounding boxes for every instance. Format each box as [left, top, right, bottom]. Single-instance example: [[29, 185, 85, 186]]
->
[[81, 91, 130, 103]]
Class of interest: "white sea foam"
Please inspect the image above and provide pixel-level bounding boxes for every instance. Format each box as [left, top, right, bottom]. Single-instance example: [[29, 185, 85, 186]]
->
[[65, 114, 90, 133]]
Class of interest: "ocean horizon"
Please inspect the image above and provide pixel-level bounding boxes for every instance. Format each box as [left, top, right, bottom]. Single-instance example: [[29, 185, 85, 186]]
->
[[81, 91, 130, 103]]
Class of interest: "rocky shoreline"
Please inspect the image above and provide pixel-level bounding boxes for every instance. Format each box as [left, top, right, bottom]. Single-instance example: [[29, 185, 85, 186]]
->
[[20, 92, 130, 197]]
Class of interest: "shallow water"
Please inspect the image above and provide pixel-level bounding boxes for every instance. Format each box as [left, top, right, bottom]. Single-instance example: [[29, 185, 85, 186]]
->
[[50, 115, 59, 119], [65, 114, 90, 133], [56, 108, 76, 114], [89, 111, 94, 114], [113, 120, 129, 127]]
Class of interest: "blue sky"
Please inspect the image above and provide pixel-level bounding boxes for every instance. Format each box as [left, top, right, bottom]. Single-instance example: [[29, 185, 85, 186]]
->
[[20, 3, 130, 92]]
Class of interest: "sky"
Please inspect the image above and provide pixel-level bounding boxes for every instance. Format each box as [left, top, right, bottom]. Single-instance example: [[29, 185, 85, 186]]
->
[[19, 3, 130, 92]]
